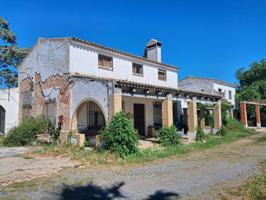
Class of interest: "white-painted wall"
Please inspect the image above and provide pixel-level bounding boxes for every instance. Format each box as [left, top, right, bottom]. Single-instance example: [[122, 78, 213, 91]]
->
[[213, 83, 235, 106], [19, 38, 69, 83], [69, 43, 178, 88], [0, 88, 19, 134], [123, 96, 155, 136]]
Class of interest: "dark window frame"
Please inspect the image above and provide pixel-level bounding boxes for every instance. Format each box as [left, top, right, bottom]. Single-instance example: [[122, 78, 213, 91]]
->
[[98, 54, 113, 71], [158, 69, 167, 81], [132, 63, 143, 76]]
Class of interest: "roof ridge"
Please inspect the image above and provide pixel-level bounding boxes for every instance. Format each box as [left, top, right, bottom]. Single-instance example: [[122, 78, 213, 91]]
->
[[69, 37, 178, 71], [180, 75, 238, 87]]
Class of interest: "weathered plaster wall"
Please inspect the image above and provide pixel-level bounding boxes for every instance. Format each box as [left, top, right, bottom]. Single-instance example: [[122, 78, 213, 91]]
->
[[179, 78, 215, 95], [69, 42, 178, 88], [19, 38, 69, 83], [19, 73, 71, 131], [70, 78, 110, 128], [0, 88, 19, 134]]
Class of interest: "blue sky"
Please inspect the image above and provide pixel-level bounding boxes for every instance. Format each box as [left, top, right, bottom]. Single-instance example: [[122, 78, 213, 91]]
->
[[1, 0, 266, 84]]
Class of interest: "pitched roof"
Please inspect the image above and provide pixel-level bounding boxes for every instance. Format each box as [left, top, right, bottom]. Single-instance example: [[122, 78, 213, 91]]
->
[[70, 37, 177, 71], [179, 76, 238, 88]]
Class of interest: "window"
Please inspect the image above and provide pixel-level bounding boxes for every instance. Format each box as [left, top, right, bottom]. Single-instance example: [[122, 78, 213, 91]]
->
[[132, 63, 143, 75], [98, 54, 113, 70], [229, 90, 232, 99], [158, 69, 166, 81], [218, 88, 222, 94]]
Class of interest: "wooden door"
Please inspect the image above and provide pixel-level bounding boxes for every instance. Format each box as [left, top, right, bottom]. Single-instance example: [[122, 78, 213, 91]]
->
[[134, 104, 145, 136]]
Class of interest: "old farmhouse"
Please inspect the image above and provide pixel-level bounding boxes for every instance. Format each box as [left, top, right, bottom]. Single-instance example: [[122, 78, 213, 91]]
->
[[18, 38, 222, 143]]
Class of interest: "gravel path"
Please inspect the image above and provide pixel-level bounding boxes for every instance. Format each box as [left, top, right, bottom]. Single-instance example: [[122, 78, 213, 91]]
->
[[0, 147, 29, 158], [0, 131, 266, 200]]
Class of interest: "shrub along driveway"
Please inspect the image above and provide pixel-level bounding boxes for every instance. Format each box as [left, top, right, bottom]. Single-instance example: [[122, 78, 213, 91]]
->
[[0, 130, 266, 199]]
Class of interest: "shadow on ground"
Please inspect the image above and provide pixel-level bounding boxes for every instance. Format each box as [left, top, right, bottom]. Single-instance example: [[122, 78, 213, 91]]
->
[[59, 181, 179, 200]]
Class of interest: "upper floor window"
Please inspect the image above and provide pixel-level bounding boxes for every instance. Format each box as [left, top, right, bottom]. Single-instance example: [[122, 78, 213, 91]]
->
[[228, 90, 232, 99], [98, 54, 113, 70], [218, 88, 225, 98], [132, 63, 143, 76], [158, 69, 166, 81]]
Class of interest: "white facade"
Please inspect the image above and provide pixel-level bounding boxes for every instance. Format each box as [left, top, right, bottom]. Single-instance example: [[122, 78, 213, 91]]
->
[[0, 88, 19, 134], [69, 41, 178, 88], [179, 76, 236, 106], [213, 83, 236, 106], [19, 38, 178, 89]]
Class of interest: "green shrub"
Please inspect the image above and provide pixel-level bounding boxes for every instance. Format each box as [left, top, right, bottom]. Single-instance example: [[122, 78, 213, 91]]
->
[[101, 112, 139, 158], [157, 125, 180, 146], [196, 127, 205, 141], [4, 116, 49, 146], [217, 125, 228, 136], [226, 118, 244, 131]]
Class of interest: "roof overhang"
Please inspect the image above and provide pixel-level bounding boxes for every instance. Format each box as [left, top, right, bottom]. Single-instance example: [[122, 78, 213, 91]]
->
[[116, 80, 222, 101]]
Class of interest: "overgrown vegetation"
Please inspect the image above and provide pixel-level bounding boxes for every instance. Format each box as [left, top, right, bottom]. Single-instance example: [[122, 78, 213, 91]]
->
[[216, 125, 227, 136], [3, 116, 49, 146], [196, 127, 205, 141], [28, 125, 256, 165], [156, 125, 180, 146], [225, 118, 244, 131], [101, 112, 139, 158], [124, 129, 255, 164]]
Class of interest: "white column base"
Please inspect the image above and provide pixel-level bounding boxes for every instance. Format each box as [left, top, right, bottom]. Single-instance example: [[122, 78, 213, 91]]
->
[[257, 123, 261, 128], [187, 132, 196, 142], [212, 128, 220, 134]]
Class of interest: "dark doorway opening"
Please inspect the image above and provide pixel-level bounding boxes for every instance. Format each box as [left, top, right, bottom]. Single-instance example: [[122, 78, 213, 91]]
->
[[0, 106, 5, 134], [134, 104, 145, 137]]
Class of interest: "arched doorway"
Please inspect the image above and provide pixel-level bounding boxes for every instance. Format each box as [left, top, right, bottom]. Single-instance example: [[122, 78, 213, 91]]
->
[[72, 100, 106, 136], [0, 106, 5, 134]]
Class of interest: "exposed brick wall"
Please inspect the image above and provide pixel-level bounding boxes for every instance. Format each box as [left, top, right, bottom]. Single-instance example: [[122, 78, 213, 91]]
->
[[19, 73, 71, 132]]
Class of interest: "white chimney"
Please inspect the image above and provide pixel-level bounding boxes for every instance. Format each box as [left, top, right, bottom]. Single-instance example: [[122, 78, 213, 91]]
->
[[144, 39, 162, 62]]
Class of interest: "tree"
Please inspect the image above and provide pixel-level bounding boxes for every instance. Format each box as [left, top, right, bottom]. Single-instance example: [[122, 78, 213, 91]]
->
[[235, 59, 266, 126], [0, 16, 29, 88]]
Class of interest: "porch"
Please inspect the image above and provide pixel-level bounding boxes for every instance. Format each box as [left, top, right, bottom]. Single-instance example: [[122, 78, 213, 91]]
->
[[70, 80, 222, 146]]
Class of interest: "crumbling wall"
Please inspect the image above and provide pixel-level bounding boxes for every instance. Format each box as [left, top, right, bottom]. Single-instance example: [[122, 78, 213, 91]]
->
[[19, 73, 71, 132]]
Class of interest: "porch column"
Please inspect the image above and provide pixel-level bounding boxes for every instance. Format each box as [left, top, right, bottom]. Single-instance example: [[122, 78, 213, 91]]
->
[[187, 97, 197, 141], [230, 109, 234, 119], [108, 88, 122, 122], [199, 108, 205, 129], [213, 100, 222, 131], [240, 101, 248, 127], [162, 94, 173, 128], [256, 104, 261, 128]]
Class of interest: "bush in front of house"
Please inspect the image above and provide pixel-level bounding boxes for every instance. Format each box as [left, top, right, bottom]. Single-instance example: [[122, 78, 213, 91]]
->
[[216, 125, 228, 136], [101, 112, 139, 158], [157, 125, 180, 146], [3, 116, 50, 146], [196, 127, 205, 141], [225, 118, 245, 131]]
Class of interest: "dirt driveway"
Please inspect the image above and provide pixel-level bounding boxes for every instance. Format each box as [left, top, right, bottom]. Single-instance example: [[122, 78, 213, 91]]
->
[[0, 131, 266, 200]]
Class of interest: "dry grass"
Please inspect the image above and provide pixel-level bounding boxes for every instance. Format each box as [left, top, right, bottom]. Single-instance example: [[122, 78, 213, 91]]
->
[[220, 160, 266, 200]]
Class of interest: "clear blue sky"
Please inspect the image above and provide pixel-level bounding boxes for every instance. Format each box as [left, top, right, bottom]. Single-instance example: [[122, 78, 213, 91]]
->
[[1, 0, 266, 84]]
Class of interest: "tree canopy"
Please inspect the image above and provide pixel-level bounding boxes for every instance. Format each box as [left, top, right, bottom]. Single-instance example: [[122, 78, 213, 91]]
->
[[235, 59, 266, 126], [0, 16, 29, 88]]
